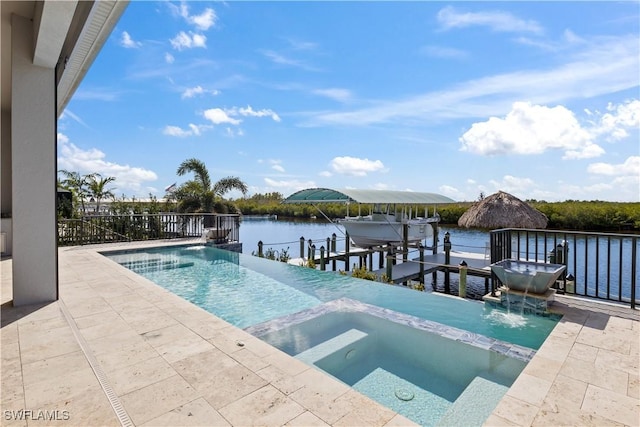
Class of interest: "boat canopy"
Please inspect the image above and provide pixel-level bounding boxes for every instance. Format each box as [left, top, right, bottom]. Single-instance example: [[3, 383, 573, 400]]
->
[[283, 188, 456, 205]]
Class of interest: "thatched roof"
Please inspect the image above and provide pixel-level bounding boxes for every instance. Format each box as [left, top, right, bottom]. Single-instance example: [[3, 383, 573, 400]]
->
[[458, 191, 548, 229]]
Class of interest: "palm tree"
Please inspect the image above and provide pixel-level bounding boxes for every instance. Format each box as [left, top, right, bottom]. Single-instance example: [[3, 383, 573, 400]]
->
[[59, 170, 95, 215], [173, 158, 248, 214], [86, 174, 116, 214]]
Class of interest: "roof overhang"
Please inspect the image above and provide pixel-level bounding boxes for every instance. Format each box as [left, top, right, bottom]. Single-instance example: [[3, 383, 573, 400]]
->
[[283, 188, 456, 205], [1, 0, 129, 116]]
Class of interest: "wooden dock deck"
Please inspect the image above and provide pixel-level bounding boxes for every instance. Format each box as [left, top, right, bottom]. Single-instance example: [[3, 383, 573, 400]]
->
[[287, 246, 374, 268], [288, 247, 491, 286], [372, 250, 492, 284]]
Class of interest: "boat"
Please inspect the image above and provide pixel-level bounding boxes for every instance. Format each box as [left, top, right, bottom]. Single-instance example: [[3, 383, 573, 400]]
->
[[340, 203, 439, 247], [283, 188, 455, 248]]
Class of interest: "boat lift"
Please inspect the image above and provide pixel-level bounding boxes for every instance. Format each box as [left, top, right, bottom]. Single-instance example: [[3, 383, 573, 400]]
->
[[282, 187, 457, 278]]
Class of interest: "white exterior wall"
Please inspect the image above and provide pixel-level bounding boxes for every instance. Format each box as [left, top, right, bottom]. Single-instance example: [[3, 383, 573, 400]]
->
[[11, 14, 58, 305]]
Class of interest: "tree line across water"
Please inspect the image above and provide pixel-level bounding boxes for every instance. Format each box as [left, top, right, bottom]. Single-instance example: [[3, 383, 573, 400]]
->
[[57, 159, 639, 232], [233, 195, 640, 232]]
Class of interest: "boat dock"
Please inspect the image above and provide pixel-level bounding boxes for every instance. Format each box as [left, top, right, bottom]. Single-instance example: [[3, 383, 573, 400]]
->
[[372, 250, 491, 284], [260, 232, 492, 293]]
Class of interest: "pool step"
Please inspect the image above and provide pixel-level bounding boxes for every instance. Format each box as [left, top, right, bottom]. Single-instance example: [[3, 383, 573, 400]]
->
[[436, 376, 509, 427], [295, 329, 368, 365], [120, 258, 195, 273]]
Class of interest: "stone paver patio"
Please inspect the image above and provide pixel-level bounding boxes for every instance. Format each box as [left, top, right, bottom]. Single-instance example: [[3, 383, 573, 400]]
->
[[1, 240, 638, 426]]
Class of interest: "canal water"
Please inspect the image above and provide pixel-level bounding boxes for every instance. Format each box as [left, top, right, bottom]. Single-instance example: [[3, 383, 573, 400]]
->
[[238, 217, 639, 303], [239, 218, 495, 298]]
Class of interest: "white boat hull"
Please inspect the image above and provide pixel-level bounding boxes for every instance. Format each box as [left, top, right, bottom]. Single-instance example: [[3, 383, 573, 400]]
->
[[340, 218, 434, 247]]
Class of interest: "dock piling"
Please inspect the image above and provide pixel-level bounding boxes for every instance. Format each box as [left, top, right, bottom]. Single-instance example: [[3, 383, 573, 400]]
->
[[299, 237, 304, 259], [444, 232, 451, 294], [459, 260, 468, 298], [331, 233, 337, 271], [419, 245, 425, 284], [345, 233, 350, 271]]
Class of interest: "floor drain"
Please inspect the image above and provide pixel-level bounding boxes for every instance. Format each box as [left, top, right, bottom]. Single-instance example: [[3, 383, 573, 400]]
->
[[395, 388, 414, 401]]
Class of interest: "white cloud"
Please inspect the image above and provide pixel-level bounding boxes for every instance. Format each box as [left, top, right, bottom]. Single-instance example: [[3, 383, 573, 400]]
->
[[319, 171, 332, 177], [162, 124, 208, 137], [169, 2, 217, 31], [165, 53, 175, 64], [224, 127, 244, 138], [305, 34, 638, 127], [203, 106, 280, 126], [59, 109, 88, 128], [312, 88, 353, 103], [264, 178, 316, 192], [261, 50, 320, 71], [487, 175, 538, 197], [170, 31, 207, 50], [229, 106, 281, 122], [182, 86, 204, 99], [372, 183, 391, 191], [57, 133, 69, 144], [188, 8, 217, 31], [203, 108, 241, 125], [563, 29, 584, 44], [262, 50, 303, 67], [329, 156, 385, 177], [120, 31, 141, 48], [57, 133, 157, 195], [515, 30, 585, 52], [587, 156, 640, 176], [460, 102, 604, 159], [438, 184, 465, 201], [266, 159, 285, 173], [593, 99, 640, 141], [437, 6, 543, 34]]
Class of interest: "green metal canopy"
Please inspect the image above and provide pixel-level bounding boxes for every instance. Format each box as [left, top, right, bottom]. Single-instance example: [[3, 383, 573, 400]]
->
[[283, 188, 456, 204]]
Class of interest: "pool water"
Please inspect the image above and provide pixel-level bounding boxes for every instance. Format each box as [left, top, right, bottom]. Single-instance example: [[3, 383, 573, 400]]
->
[[105, 245, 559, 348], [257, 309, 526, 427]]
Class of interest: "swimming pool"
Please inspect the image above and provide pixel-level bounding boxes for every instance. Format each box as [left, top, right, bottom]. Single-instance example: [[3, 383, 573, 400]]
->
[[106, 244, 559, 426], [105, 245, 559, 348]]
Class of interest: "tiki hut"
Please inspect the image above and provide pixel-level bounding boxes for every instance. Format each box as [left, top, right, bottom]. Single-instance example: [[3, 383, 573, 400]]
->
[[458, 191, 548, 229]]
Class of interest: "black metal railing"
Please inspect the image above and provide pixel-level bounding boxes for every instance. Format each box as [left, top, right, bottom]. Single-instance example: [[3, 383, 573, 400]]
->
[[490, 228, 639, 309], [58, 213, 240, 246]]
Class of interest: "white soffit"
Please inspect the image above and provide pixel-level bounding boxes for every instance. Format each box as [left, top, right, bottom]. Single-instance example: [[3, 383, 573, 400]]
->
[[33, 0, 77, 68], [57, 0, 128, 114]]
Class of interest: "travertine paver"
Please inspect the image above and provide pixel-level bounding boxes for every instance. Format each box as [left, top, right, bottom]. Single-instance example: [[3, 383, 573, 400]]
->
[[119, 374, 199, 425], [107, 355, 175, 396], [486, 294, 640, 427], [141, 397, 230, 426], [582, 384, 639, 426], [505, 373, 553, 407], [218, 385, 306, 426], [285, 410, 331, 426], [1, 241, 639, 427]]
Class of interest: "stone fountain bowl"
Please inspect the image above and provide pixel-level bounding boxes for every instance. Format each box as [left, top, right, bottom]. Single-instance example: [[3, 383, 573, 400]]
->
[[490, 259, 566, 295]]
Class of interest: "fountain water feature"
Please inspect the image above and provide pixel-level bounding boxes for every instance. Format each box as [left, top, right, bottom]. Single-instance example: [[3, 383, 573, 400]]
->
[[487, 260, 566, 315]]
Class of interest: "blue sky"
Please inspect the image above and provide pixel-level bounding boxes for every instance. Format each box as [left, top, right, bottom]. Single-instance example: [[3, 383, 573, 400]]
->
[[58, 1, 640, 202]]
